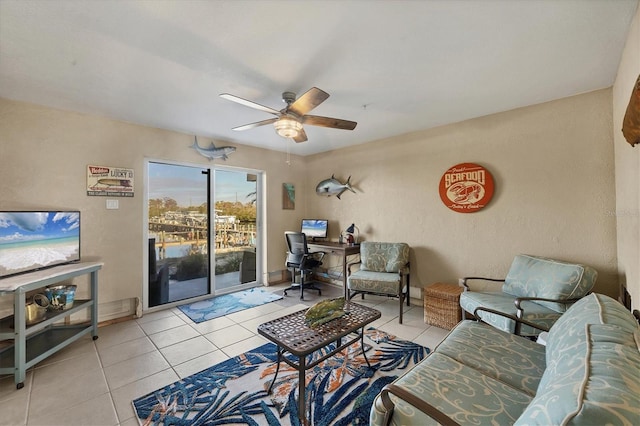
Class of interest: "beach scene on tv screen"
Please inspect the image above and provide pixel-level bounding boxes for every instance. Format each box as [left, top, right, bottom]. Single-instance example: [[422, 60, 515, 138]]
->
[[0, 212, 80, 277]]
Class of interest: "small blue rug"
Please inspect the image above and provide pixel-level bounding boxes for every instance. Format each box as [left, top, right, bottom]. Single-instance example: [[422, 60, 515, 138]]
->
[[177, 287, 283, 323], [132, 328, 429, 425]]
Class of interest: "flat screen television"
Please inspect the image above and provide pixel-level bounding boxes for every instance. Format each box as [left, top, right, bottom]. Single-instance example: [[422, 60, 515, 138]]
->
[[0, 211, 81, 278], [301, 219, 328, 241]]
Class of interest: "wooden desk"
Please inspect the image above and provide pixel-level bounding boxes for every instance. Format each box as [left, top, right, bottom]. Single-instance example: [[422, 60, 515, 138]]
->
[[307, 241, 360, 298]]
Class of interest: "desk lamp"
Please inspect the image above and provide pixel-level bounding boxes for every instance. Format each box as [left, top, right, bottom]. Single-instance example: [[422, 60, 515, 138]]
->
[[345, 223, 359, 245]]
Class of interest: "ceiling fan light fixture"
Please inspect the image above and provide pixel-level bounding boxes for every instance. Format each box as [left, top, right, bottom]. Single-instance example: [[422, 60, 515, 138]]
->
[[274, 116, 303, 139]]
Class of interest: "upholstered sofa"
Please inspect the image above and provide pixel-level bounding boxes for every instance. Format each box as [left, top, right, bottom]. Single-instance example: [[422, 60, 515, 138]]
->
[[370, 293, 640, 425], [459, 254, 597, 336]]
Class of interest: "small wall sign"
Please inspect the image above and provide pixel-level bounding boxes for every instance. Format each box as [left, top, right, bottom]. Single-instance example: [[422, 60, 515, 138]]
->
[[87, 165, 134, 197], [439, 163, 494, 213]]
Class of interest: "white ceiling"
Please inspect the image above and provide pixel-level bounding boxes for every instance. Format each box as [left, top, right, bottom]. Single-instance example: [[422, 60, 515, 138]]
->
[[1, 0, 637, 156]]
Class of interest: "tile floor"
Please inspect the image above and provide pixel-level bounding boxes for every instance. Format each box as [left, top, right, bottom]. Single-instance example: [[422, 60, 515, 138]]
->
[[0, 283, 450, 425]]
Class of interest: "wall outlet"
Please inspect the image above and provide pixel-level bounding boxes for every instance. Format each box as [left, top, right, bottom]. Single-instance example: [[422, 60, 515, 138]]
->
[[106, 199, 119, 209]]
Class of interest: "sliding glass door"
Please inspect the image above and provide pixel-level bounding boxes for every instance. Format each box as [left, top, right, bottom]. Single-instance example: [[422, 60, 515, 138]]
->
[[146, 161, 261, 309], [147, 162, 210, 307], [213, 169, 258, 292]]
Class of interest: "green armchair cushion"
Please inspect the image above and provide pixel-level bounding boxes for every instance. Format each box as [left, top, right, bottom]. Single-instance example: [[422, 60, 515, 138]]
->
[[359, 242, 409, 273], [348, 270, 404, 296], [502, 255, 597, 313], [460, 290, 562, 335]]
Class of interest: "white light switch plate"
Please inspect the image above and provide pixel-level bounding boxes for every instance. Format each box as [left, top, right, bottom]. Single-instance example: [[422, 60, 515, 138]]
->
[[106, 199, 119, 209]]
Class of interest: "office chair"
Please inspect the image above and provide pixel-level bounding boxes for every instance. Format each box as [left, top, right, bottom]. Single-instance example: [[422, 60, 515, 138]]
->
[[283, 231, 325, 300]]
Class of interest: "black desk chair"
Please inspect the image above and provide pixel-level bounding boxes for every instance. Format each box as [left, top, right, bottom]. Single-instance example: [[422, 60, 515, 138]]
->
[[283, 231, 325, 300]]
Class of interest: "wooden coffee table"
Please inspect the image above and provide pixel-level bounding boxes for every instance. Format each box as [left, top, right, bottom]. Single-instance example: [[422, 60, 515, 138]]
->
[[257, 302, 381, 425]]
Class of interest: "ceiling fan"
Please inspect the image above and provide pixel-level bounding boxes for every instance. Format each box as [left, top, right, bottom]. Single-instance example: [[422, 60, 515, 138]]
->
[[219, 87, 357, 143]]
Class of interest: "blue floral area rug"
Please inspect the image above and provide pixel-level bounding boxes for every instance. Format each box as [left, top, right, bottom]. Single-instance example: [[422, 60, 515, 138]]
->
[[132, 328, 429, 425], [177, 287, 283, 323]]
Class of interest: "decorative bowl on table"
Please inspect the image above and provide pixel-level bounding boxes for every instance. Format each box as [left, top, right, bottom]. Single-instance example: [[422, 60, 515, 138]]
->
[[25, 294, 49, 325], [44, 284, 77, 310]]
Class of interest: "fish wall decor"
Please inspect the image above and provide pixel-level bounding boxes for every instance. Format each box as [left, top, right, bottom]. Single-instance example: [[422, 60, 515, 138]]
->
[[190, 136, 236, 161], [315, 175, 356, 199]]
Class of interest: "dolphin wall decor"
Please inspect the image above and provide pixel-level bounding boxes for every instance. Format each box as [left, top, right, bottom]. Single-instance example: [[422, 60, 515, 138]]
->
[[315, 175, 356, 199], [190, 136, 236, 161]]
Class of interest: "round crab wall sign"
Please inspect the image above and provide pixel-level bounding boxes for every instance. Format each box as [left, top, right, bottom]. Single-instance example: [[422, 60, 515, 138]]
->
[[439, 163, 494, 213]]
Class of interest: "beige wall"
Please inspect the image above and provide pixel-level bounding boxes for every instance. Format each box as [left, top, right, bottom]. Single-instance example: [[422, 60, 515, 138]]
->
[[306, 89, 618, 299], [613, 5, 640, 311], [0, 99, 304, 317], [0, 87, 621, 319]]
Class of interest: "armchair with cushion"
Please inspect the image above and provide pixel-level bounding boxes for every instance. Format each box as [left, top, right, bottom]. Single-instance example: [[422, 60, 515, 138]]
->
[[347, 242, 410, 323], [459, 254, 597, 336]]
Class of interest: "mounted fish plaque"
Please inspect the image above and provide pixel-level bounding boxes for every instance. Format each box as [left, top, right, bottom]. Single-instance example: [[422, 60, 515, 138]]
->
[[315, 175, 355, 199], [439, 163, 494, 213], [190, 136, 236, 161]]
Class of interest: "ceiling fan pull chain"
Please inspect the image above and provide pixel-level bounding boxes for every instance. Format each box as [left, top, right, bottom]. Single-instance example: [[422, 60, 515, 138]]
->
[[286, 139, 291, 166]]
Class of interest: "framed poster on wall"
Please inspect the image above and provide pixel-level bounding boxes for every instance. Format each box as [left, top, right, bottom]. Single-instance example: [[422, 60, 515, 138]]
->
[[87, 165, 134, 197], [282, 183, 295, 209]]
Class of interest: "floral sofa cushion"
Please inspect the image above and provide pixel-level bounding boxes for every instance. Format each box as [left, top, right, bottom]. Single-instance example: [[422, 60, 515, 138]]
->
[[373, 352, 535, 426], [502, 254, 597, 312], [359, 242, 409, 273], [432, 321, 546, 396], [515, 294, 640, 425]]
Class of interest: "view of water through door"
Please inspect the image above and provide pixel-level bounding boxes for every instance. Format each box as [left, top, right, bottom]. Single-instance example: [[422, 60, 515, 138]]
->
[[147, 161, 259, 308], [213, 169, 258, 293]]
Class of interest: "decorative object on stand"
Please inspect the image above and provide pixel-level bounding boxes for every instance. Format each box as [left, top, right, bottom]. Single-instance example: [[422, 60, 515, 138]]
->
[[44, 284, 77, 310], [220, 87, 357, 143], [24, 294, 49, 325], [315, 174, 356, 199], [190, 136, 236, 161], [304, 297, 346, 328], [438, 162, 495, 213]]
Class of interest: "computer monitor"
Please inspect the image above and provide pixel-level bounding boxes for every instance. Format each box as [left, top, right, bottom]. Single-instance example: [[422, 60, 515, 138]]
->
[[301, 219, 328, 241]]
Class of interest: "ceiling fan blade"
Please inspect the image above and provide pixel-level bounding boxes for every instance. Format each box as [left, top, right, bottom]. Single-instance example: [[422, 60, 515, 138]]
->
[[303, 115, 357, 130], [220, 93, 280, 115], [232, 118, 278, 131], [288, 87, 329, 116], [293, 127, 308, 143]]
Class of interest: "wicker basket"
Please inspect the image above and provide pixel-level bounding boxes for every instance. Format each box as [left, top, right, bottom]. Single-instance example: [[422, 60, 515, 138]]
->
[[424, 282, 464, 330]]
